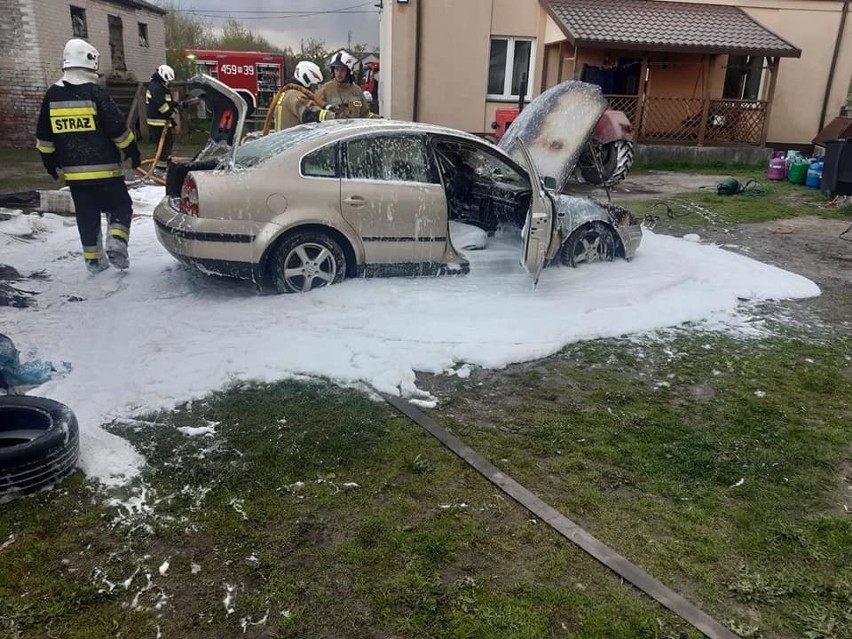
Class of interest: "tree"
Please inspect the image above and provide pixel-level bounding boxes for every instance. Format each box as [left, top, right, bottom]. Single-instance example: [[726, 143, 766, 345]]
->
[[282, 39, 330, 83], [215, 18, 277, 52], [154, 0, 214, 78]]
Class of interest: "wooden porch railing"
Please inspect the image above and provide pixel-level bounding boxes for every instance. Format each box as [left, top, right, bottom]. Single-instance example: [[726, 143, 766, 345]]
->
[[604, 95, 768, 146]]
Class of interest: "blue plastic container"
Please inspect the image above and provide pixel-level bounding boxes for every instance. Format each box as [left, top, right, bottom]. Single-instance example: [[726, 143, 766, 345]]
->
[[806, 158, 824, 189]]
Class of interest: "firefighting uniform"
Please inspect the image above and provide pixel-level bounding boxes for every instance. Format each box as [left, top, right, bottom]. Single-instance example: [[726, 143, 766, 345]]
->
[[274, 82, 335, 131], [35, 81, 138, 268], [146, 73, 174, 168], [316, 80, 381, 120]]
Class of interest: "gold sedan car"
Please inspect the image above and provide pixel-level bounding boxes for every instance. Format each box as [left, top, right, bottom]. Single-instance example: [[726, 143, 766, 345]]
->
[[154, 76, 642, 293]]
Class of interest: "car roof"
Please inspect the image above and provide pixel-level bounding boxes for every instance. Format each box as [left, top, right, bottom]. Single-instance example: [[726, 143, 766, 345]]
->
[[270, 119, 500, 149]]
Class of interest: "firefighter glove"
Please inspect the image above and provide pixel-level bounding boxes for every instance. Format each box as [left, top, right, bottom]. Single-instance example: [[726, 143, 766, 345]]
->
[[125, 143, 142, 169], [40, 152, 59, 179]]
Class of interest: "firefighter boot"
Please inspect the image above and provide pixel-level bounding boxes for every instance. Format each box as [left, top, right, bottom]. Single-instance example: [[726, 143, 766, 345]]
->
[[86, 257, 110, 274], [106, 235, 129, 270]]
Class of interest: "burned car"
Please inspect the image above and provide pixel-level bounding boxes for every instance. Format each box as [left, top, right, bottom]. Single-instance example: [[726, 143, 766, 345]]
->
[[154, 75, 642, 293]]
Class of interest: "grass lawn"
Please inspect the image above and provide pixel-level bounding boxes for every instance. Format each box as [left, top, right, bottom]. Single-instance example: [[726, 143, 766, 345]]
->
[[1, 161, 851, 638]]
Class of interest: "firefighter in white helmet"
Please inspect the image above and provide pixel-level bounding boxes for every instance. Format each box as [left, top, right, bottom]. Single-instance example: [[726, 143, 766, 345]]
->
[[146, 64, 176, 168], [274, 61, 336, 131], [35, 38, 141, 274], [317, 50, 380, 120]]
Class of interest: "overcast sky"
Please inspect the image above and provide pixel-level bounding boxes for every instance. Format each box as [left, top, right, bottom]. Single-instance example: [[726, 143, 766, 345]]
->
[[172, 0, 381, 52]]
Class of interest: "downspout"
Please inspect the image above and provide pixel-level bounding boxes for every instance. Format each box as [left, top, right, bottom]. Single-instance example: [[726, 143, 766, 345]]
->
[[412, 0, 422, 122], [819, 0, 850, 130]]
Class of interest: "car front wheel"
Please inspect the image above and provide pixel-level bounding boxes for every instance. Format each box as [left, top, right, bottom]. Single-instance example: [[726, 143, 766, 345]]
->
[[560, 222, 616, 267], [268, 231, 346, 293]]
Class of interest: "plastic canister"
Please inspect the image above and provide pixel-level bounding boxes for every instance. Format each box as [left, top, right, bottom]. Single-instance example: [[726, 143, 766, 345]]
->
[[784, 150, 798, 177], [805, 158, 824, 189], [768, 151, 786, 180], [788, 157, 809, 185]]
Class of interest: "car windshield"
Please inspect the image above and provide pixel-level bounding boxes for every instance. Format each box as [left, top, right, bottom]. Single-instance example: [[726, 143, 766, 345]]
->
[[233, 127, 330, 168]]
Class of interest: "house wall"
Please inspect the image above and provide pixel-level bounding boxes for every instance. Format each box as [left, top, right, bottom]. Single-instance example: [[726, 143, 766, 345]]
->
[[381, 0, 852, 147], [0, 0, 165, 148], [383, 0, 546, 133]]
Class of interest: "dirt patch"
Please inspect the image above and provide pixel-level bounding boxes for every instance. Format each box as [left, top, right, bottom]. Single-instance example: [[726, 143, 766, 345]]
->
[[572, 171, 730, 201]]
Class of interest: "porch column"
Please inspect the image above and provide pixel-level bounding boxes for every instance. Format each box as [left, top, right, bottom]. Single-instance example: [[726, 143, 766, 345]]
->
[[760, 57, 780, 146], [696, 55, 711, 146], [634, 55, 649, 139], [557, 41, 566, 84]]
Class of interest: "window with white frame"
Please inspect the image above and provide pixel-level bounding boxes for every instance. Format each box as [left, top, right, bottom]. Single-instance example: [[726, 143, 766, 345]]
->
[[487, 37, 534, 100]]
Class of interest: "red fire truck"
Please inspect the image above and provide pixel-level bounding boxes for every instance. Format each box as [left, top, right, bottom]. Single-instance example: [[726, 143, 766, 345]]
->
[[184, 49, 286, 111]]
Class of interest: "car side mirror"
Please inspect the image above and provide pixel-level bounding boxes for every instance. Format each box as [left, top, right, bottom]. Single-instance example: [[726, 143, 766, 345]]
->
[[543, 176, 557, 190]]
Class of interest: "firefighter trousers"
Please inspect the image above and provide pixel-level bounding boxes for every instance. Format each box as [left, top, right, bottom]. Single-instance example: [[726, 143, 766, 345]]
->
[[149, 125, 174, 169], [69, 179, 133, 262]]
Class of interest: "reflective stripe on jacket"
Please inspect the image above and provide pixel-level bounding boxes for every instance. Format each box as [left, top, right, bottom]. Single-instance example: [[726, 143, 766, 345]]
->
[[316, 80, 378, 120], [146, 76, 173, 127], [274, 84, 334, 131], [35, 82, 135, 184]]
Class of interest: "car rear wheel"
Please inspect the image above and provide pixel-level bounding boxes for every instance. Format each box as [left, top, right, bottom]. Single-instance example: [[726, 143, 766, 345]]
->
[[268, 231, 347, 293], [1, 396, 79, 502], [560, 222, 616, 267]]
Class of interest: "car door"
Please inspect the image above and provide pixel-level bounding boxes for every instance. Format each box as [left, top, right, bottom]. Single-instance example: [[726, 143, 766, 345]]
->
[[515, 140, 553, 285], [341, 134, 447, 266]]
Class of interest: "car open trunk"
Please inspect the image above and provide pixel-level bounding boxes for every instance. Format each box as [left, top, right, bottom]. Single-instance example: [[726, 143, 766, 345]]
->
[[165, 75, 249, 197]]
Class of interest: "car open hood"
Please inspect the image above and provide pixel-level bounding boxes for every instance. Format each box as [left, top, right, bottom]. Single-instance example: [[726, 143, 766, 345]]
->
[[186, 74, 248, 148], [498, 81, 607, 193]]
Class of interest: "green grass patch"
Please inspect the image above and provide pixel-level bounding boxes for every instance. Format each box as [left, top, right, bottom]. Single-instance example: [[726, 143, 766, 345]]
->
[[431, 330, 852, 639], [618, 174, 851, 228], [1, 380, 701, 638], [2, 327, 849, 638]]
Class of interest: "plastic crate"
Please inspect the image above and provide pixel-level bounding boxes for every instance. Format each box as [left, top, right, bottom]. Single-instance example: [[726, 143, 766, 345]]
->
[[38, 189, 76, 215]]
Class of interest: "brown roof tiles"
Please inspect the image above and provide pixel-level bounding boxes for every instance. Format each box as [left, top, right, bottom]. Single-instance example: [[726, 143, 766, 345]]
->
[[543, 0, 801, 57]]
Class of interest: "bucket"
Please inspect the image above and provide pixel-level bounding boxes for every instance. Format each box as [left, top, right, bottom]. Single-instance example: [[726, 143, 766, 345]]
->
[[806, 158, 824, 189], [787, 158, 809, 185], [768, 151, 786, 181]]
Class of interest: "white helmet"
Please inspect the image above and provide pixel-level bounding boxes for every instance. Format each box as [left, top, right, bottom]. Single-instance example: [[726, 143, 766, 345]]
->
[[62, 38, 99, 71], [363, 90, 373, 103], [330, 50, 356, 73], [157, 64, 175, 83], [294, 61, 323, 88]]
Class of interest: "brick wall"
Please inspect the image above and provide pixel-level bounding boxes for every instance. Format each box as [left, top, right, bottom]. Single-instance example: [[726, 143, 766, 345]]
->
[[0, 0, 166, 149]]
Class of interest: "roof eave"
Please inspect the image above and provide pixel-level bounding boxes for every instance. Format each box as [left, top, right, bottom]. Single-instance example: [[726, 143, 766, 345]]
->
[[572, 39, 802, 59]]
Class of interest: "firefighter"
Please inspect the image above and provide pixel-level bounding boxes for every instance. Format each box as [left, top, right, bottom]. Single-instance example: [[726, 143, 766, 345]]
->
[[317, 50, 380, 120], [273, 61, 336, 131], [35, 38, 141, 274], [146, 64, 176, 169]]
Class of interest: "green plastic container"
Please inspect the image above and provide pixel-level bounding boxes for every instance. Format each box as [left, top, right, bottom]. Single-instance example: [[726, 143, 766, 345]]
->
[[788, 158, 809, 185]]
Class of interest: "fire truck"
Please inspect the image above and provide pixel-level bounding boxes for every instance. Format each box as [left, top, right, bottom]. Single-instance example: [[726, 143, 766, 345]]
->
[[184, 49, 286, 111]]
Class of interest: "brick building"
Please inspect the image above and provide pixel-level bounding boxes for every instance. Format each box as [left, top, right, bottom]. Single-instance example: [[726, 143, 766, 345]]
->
[[0, 0, 167, 148]]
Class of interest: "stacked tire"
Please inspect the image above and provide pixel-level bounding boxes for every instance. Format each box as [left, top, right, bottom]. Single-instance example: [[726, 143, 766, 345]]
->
[[0, 396, 79, 502]]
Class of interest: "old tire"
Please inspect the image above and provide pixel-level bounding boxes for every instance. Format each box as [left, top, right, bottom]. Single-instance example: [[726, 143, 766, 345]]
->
[[578, 140, 634, 186], [0, 396, 79, 502], [267, 231, 347, 293], [560, 222, 616, 267]]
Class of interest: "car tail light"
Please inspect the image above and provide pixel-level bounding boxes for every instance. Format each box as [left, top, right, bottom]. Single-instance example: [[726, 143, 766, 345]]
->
[[180, 174, 199, 217]]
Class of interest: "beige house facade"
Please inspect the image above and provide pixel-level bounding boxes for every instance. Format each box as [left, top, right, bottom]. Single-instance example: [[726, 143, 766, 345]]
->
[[379, 0, 852, 148]]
